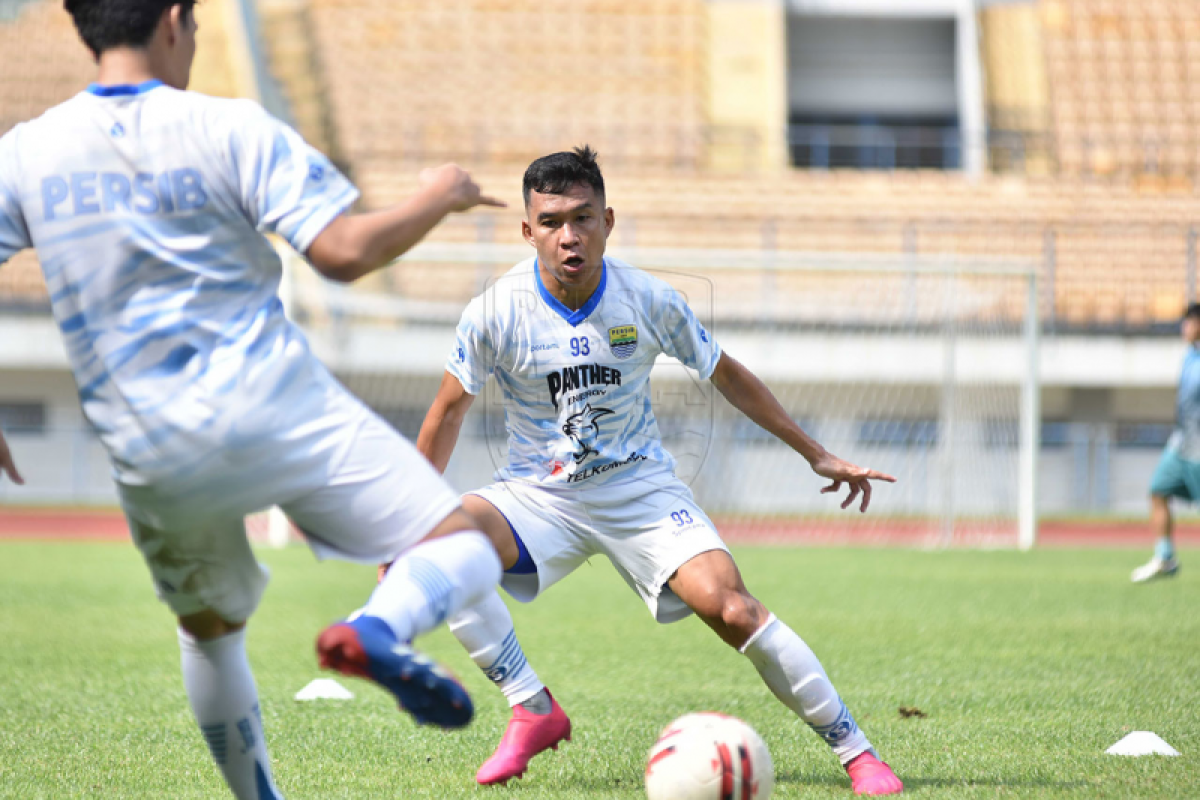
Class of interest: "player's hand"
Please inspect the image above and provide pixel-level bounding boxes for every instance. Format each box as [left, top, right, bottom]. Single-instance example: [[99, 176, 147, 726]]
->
[[810, 452, 895, 512], [419, 164, 506, 212], [0, 431, 24, 485]]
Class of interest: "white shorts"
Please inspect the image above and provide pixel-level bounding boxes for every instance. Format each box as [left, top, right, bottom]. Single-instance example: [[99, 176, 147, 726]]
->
[[469, 475, 728, 623], [119, 400, 460, 623]]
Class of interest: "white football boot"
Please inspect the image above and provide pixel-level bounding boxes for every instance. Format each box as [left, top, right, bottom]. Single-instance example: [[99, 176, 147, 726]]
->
[[1130, 556, 1180, 583]]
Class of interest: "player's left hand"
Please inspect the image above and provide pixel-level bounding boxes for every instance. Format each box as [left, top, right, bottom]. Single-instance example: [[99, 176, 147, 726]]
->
[[810, 452, 895, 512]]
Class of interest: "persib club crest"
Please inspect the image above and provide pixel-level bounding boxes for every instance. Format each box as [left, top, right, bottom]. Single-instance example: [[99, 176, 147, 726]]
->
[[608, 325, 637, 359]]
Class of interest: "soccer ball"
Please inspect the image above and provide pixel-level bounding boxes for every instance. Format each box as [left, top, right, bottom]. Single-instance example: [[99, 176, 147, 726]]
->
[[644, 713, 774, 800]]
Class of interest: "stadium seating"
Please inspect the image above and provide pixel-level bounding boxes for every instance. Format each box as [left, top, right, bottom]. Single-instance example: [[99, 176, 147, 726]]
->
[[368, 168, 1194, 328], [2, 0, 1199, 328], [0, 0, 243, 309], [302, 0, 708, 170], [0, 1, 93, 134], [1039, 0, 1200, 178], [0, 1, 91, 309]]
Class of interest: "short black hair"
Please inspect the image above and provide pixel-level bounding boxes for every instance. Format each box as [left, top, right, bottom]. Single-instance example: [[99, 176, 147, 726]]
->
[[65, 0, 196, 59], [522, 146, 605, 207], [1184, 302, 1200, 321]]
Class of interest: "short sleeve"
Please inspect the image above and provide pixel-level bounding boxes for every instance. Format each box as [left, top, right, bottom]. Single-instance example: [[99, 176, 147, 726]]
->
[[658, 288, 721, 380], [446, 297, 496, 395], [0, 131, 31, 266], [228, 102, 359, 254]]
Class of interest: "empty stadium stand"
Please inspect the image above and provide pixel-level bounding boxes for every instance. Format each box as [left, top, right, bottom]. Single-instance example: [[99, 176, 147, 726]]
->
[[1, 0, 1198, 330]]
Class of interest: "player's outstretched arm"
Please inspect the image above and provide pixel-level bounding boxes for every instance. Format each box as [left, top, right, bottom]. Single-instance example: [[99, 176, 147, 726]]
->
[[376, 373, 478, 581], [0, 429, 24, 485], [307, 164, 505, 283], [417, 372, 477, 474], [709, 352, 895, 512]]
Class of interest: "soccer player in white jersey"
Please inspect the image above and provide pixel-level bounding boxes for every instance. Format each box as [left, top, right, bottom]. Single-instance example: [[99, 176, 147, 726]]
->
[[0, 2, 509, 797], [410, 147, 905, 796]]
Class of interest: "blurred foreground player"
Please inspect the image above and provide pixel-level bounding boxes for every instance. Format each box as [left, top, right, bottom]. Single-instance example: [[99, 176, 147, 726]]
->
[[407, 147, 904, 795], [1131, 303, 1200, 582], [0, 1, 508, 796]]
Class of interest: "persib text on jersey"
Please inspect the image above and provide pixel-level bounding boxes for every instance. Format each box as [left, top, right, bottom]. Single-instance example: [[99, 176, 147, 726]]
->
[[42, 169, 209, 221]]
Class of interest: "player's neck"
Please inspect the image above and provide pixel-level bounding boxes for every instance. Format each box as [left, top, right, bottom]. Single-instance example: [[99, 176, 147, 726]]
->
[[540, 264, 603, 311], [94, 49, 164, 88]]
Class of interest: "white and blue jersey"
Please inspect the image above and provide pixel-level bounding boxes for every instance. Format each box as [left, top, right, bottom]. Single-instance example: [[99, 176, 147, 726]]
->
[[0, 80, 358, 488], [447, 256, 721, 488]]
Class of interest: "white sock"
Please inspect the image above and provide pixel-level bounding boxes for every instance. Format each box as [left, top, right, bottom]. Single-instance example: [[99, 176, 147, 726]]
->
[[448, 591, 546, 706], [178, 628, 283, 800], [362, 531, 501, 642], [740, 614, 872, 764]]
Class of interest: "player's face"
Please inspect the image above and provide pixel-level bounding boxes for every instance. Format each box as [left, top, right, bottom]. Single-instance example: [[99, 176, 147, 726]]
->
[[1183, 316, 1200, 344], [523, 183, 614, 297]]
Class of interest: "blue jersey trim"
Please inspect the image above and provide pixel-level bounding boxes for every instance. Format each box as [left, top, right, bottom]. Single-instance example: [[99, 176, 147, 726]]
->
[[534, 259, 607, 327], [86, 80, 165, 97]]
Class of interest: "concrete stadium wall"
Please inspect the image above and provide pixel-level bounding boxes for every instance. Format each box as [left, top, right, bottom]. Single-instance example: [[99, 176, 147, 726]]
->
[[0, 318, 1186, 517]]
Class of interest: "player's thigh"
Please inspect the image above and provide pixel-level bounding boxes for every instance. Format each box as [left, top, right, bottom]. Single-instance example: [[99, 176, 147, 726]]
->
[[461, 492, 523, 569], [125, 510, 267, 624], [1177, 459, 1200, 505], [281, 412, 461, 564], [1150, 449, 1193, 501], [468, 482, 594, 603], [592, 487, 730, 624]]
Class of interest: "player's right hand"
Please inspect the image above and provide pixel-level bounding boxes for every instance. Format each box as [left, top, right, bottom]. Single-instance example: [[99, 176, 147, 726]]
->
[[0, 431, 24, 485], [419, 164, 506, 212], [811, 451, 895, 512]]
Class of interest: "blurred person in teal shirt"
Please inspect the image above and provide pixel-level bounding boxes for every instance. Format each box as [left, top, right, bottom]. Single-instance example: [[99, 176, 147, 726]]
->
[[1132, 303, 1200, 582]]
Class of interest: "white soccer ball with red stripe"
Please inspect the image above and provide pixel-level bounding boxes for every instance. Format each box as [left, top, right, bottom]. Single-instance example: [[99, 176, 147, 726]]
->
[[644, 713, 774, 800]]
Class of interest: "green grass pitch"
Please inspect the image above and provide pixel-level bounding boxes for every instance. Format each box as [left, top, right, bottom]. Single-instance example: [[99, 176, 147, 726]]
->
[[0, 542, 1196, 798]]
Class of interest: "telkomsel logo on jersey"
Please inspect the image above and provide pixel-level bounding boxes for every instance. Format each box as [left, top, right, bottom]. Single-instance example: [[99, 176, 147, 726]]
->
[[547, 364, 622, 410]]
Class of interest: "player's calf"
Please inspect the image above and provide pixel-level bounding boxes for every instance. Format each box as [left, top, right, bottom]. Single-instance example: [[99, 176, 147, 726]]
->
[[179, 627, 285, 800]]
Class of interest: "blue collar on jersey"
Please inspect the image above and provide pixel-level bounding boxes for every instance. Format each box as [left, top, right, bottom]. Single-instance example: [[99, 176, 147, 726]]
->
[[86, 79, 165, 97], [534, 258, 607, 327]]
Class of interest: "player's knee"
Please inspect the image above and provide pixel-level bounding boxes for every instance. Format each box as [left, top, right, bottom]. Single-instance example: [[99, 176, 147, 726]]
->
[[178, 609, 245, 640], [718, 591, 766, 641]]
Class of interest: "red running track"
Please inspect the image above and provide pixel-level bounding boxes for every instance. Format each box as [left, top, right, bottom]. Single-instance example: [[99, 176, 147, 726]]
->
[[1, 507, 1198, 548]]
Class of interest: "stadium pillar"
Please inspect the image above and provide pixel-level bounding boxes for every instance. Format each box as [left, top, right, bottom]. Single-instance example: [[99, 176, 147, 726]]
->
[[938, 272, 959, 548], [1018, 271, 1040, 550], [705, 0, 790, 171], [955, 0, 986, 177], [223, 0, 291, 121]]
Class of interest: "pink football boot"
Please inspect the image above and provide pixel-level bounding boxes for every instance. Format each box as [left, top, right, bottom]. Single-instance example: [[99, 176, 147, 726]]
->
[[475, 690, 572, 785], [846, 751, 903, 796]]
